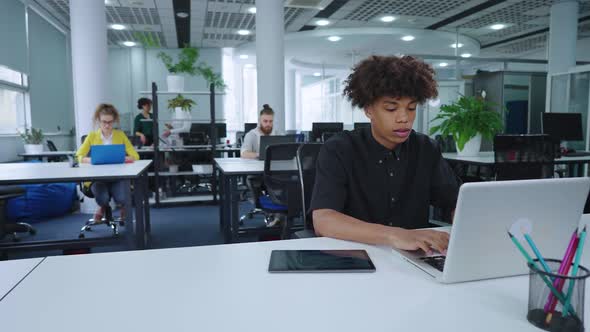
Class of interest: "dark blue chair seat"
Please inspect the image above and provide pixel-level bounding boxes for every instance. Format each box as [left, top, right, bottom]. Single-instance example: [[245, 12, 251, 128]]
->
[[259, 195, 287, 212]]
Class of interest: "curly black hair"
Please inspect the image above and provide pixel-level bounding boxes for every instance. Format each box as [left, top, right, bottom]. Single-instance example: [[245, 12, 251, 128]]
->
[[343, 55, 438, 108], [137, 97, 152, 110]]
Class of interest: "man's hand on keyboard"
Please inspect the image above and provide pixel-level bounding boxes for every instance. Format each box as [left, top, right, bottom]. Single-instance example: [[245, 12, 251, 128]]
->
[[389, 228, 449, 255]]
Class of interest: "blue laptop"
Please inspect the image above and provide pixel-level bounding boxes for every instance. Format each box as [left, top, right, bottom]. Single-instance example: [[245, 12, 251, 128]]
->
[[90, 144, 125, 165]]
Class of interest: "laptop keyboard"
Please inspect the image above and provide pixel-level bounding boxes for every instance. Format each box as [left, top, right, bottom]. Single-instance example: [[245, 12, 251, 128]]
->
[[420, 256, 446, 272]]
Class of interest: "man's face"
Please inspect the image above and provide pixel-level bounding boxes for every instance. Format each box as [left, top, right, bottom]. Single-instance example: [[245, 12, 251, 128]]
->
[[259, 114, 274, 135], [365, 96, 417, 149]]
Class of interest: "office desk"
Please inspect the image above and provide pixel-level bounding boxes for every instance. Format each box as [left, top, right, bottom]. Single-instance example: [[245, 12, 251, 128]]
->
[[18, 150, 75, 162], [0, 236, 585, 332], [0, 257, 44, 301], [0, 160, 152, 251], [215, 158, 298, 243], [443, 151, 590, 177]]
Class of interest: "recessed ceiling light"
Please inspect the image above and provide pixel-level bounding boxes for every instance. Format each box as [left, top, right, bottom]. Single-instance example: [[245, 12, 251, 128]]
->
[[176, 12, 189, 18], [460, 53, 472, 58], [316, 19, 330, 26], [313, 72, 322, 77], [239, 54, 249, 59], [380, 16, 395, 23], [450, 43, 463, 48], [248, 7, 256, 14], [327, 36, 341, 42], [490, 23, 505, 30], [238, 30, 251, 36], [439, 62, 449, 67], [122, 41, 136, 47], [401, 35, 415, 41], [110, 24, 126, 30], [245, 64, 254, 68]]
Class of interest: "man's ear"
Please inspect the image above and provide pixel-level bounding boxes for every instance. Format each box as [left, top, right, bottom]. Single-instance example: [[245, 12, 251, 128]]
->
[[364, 105, 373, 120]]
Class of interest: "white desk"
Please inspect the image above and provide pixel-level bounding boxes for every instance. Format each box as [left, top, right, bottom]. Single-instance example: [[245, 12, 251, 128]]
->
[[0, 160, 152, 251], [0, 257, 44, 301], [18, 151, 75, 161], [214, 158, 299, 242], [0, 237, 582, 332]]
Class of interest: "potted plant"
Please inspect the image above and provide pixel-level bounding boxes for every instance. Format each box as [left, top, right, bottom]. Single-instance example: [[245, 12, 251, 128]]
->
[[157, 46, 226, 92], [19, 128, 44, 154], [429, 95, 504, 157], [168, 94, 196, 113]]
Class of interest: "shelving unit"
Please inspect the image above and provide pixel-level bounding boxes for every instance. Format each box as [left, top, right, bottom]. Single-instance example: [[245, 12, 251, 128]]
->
[[143, 82, 228, 207]]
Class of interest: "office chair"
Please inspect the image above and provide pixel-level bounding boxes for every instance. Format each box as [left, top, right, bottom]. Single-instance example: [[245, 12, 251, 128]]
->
[[77, 134, 123, 239], [493, 134, 555, 181], [47, 140, 58, 152], [235, 131, 245, 148], [293, 143, 322, 239], [263, 143, 303, 239], [0, 186, 36, 242]]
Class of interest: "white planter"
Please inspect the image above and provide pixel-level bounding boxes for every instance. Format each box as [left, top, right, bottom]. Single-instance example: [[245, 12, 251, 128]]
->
[[24, 144, 43, 154], [167, 75, 184, 92], [456, 133, 482, 157]]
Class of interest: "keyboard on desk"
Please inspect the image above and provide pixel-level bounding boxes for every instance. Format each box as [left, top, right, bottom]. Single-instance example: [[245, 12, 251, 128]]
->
[[564, 151, 590, 157], [420, 256, 446, 272]]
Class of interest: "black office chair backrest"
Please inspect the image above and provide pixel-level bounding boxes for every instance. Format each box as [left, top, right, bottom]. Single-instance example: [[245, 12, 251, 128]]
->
[[46, 140, 58, 152], [81, 135, 88, 145], [263, 143, 302, 210], [494, 134, 554, 181], [296, 143, 322, 230], [236, 131, 245, 147]]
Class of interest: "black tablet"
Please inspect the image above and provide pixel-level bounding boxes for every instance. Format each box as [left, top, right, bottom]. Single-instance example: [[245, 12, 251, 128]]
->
[[268, 250, 376, 273]]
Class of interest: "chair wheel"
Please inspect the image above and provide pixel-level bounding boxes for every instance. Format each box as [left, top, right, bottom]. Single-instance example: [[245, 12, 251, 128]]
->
[[86, 226, 92, 231], [29, 228, 37, 235], [78, 233, 85, 239]]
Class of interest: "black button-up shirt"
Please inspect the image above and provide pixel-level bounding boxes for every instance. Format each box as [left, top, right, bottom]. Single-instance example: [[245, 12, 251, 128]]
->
[[310, 128, 461, 229]]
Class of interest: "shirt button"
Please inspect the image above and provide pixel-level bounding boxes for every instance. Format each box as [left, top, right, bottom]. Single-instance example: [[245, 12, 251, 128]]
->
[[378, 160, 383, 164], [389, 172, 394, 177], [391, 197, 396, 203]]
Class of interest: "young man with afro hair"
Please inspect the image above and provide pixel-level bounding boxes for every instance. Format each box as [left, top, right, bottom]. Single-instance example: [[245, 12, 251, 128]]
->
[[310, 55, 461, 254]]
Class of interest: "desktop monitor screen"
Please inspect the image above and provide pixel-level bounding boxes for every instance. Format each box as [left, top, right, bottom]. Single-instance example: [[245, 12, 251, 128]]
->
[[542, 112, 584, 142], [311, 122, 344, 142], [354, 122, 371, 130], [189, 123, 227, 142], [244, 123, 257, 133]]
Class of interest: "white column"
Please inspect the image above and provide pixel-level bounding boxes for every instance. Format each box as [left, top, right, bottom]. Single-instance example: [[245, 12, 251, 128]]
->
[[70, 0, 108, 214], [546, 0, 578, 113], [256, 0, 285, 133], [70, 0, 108, 145], [285, 69, 296, 131]]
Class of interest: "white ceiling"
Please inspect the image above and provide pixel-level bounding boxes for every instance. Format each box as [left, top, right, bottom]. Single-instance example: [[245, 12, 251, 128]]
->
[[34, 0, 590, 60]]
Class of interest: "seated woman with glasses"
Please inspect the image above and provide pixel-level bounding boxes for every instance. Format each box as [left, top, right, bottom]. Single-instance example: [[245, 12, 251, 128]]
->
[[76, 103, 140, 222]]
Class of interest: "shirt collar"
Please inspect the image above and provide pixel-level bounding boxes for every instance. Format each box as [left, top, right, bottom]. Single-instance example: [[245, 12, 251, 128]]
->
[[101, 131, 113, 141], [365, 127, 408, 160]]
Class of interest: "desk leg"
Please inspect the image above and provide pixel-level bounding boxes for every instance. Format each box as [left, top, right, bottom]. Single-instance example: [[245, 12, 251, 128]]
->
[[133, 177, 146, 249], [219, 172, 225, 232], [229, 175, 239, 243], [141, 173, 151, 245]]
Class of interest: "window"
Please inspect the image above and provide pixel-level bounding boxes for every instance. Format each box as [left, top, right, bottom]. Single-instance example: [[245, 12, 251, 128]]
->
[[0, 65, 30, 134]]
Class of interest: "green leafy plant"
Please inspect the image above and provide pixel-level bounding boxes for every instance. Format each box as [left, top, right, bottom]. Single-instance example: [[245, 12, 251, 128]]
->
[[157, 47, 199, 75], [429, 95, 504, 151], [157, 46, 226, 90], [19, 128, 44, 144], [167, 94, 196, 112]]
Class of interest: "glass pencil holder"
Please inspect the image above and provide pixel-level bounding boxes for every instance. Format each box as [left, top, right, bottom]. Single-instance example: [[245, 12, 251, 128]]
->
[[527, 258, 589, 332]]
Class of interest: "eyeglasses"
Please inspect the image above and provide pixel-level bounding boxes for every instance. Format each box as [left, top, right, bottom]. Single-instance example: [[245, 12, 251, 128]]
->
[[100, 120, 115, 126]]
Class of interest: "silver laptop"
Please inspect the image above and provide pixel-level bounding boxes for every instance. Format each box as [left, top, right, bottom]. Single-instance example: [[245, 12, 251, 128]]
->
[[393, 178, 590, 283]]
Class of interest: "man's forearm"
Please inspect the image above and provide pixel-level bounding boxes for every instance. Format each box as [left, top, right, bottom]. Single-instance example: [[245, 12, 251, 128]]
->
[[313, 209, 396, 246], [241, 151, 258, 159]]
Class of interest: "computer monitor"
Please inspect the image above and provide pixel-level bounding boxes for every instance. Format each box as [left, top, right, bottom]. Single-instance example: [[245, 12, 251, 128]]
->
[[189, 123, 227, 143], [542, 112, 584, 142], [311, 122, 343, 142], [354, 122, 371, 130], [244, 122, 257, 133]]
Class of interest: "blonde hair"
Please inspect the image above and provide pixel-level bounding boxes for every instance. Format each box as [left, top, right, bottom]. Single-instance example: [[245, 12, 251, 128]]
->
[[93, 103, 120, 125]]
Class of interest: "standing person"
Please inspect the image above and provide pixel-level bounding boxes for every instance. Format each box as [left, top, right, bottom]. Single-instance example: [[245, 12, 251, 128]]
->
[[76, 103, 140, 222], [310, 55, 461, 254], [134, 97, 154, 146]]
